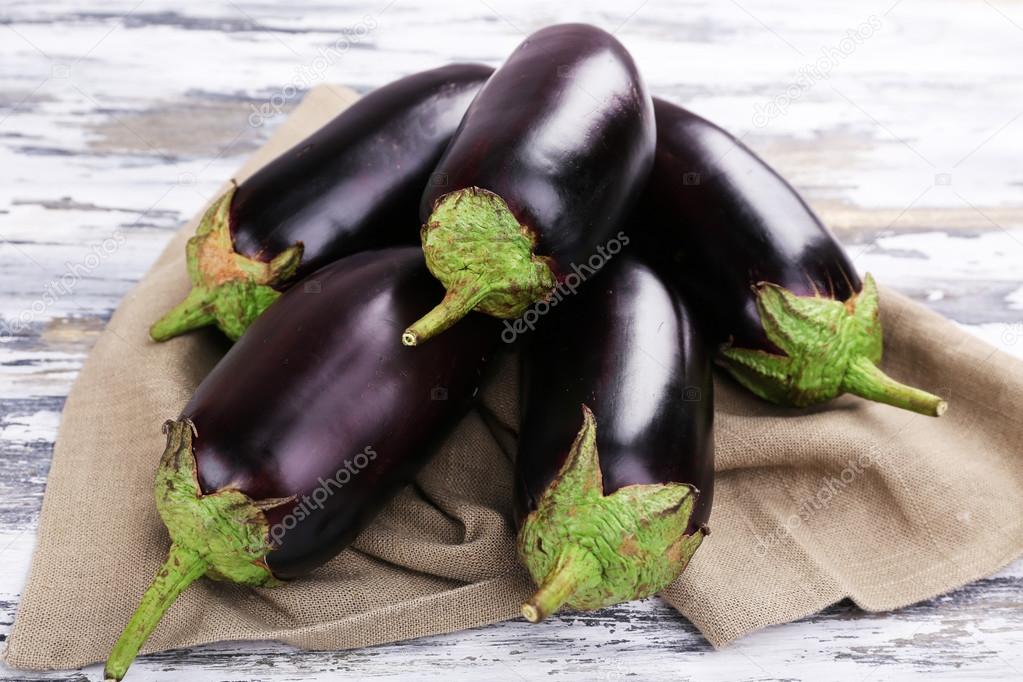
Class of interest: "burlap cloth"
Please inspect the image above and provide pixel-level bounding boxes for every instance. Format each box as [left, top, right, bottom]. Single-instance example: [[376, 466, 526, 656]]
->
[[5, 85, 1023, 672]]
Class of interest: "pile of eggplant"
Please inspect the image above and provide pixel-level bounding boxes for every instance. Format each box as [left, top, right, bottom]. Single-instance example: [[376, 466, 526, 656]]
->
[[105, 23, 946, 681]]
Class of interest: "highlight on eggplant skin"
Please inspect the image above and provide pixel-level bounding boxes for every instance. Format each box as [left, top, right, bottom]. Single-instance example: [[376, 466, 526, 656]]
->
[[104, 248, 497, 682], [149, 63, 494, 343], [403, 23, 656, 347], [638, 97, 946, 417], [514, 253, 714, 623]]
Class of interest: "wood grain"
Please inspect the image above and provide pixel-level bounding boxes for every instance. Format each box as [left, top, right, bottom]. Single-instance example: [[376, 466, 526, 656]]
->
[[1, 0, 1021, 679]]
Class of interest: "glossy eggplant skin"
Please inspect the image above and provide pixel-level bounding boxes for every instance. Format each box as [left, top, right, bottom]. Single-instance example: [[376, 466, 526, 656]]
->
[[232, 63, 493, 278], [515, 254, 714, 534], [420, 25, 655, 278], [640, 97, 859, 351], [184, 247, 496, 579]]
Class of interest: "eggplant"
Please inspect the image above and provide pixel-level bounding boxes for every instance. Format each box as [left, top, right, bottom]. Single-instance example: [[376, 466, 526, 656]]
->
[[514, 253, 713, 622], [637, 98, 946, 417], [150, 63, 494, 342], [104, 248, 496, 681], [402, 24, 655, 346]]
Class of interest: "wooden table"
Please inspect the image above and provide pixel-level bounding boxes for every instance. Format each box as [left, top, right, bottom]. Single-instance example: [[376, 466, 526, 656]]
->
[[1, 1, 1021, 679]]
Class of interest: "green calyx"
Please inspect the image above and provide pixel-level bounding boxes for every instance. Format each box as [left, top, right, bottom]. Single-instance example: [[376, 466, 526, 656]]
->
[[149, 183, 304, 342], [103, 419, 290, 681], [517, 405, 706, 623], [402, 187, 556, 346], [718, 273, 947, 417]]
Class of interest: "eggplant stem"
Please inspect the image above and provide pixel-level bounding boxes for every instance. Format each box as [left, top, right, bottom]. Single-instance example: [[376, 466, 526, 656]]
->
[[521, 544, 598, 623], [402, 280, 492, 346], [415, 187, 556, 345], [149, 287, 215, 342], [103, 544, 207, 681], [842, 356, 947, 417]]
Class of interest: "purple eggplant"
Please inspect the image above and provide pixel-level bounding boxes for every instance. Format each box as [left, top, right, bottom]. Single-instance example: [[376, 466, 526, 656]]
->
[[104, 248, 497, 681], [402, 24, 655, 346], [637, 98, 946, 416], [514, 253, 713, 622], [150, 63, 493, 342]]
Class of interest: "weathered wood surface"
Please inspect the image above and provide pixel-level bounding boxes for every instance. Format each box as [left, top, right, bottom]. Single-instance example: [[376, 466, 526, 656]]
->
[[1, 0, 1021, 679]]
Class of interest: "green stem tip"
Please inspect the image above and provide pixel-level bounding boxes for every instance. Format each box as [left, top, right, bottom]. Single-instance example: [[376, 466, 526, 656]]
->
[[521, 544, 599, 623], [517, 406, 706, 622], [103, 419, 284, 681], [844, 355, 947, 416], [149, 287, 216, 342], [718, 273, 947, 417], [402, 280, 493, 346], [103, 545, 207, 681], [150, 183, 303, 342], [405, 187, 556, 346]]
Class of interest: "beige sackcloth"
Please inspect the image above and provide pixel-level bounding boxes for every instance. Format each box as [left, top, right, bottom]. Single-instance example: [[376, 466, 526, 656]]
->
[[4, 85, 1023, 671]]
